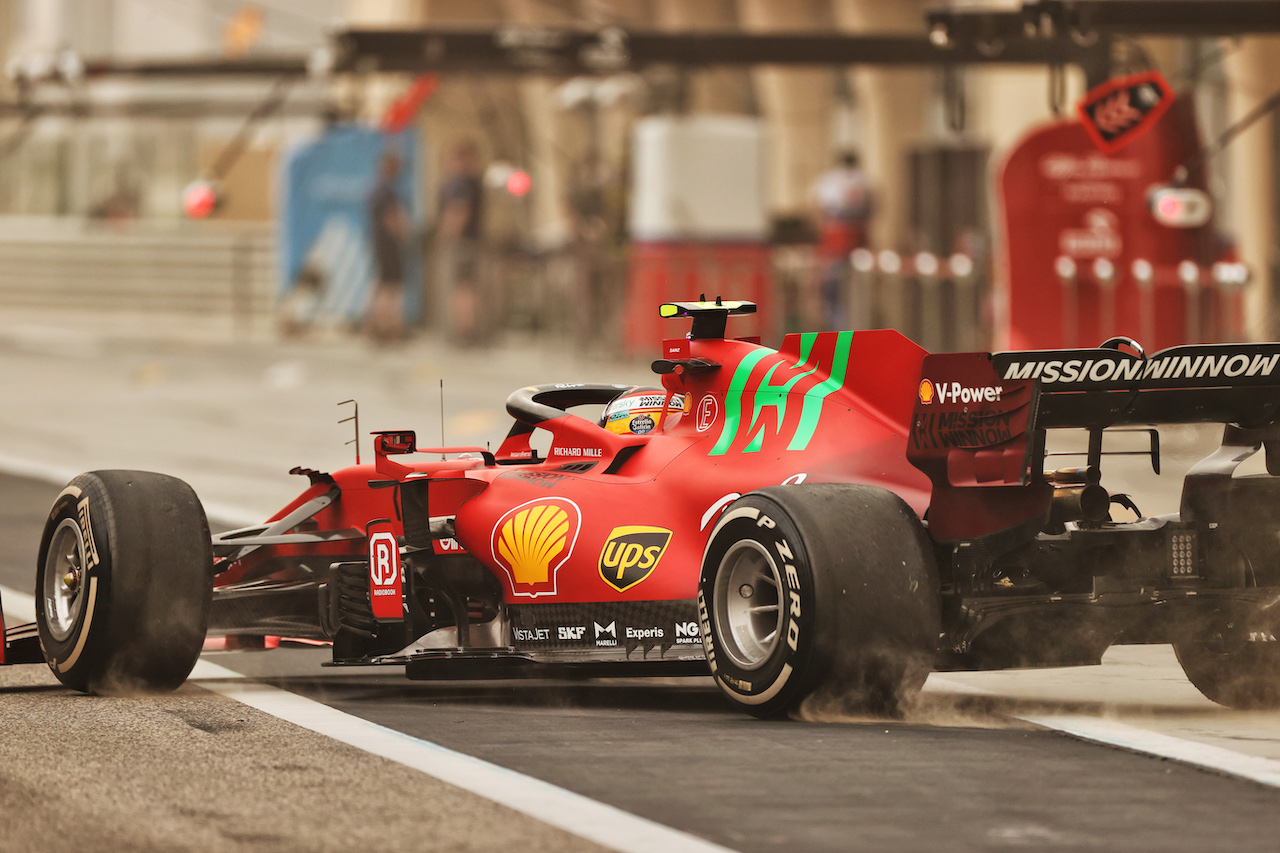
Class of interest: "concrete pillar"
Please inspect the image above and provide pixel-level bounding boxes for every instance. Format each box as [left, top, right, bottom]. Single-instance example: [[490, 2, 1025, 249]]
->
[[0, 5, 18, 100], [500, 0, 575, 248], [828, 0, 932, 336], [347, 0, 422, 25], [415, 0, 503, 212], [831, 0, 932, 252], [1225, 38, 1280, 340], [342, 0, 430, 122], [655, 0, 751, 115], [967, 66, 1086, 163], [13, 0, 67, 56], [737, 0, 835, 215]]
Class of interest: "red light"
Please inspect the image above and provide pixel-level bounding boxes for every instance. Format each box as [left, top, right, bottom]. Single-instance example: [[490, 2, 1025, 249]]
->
[[1157, 193, 1183, 220], [1149, 186, 1211, 227], [505, 170, 531, 197], [182, 180, 220, 219]]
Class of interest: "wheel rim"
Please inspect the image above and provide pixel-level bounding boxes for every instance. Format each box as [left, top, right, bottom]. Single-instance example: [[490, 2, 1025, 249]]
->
[[44, 518, 88, 643], [713, 540, 785, 671]]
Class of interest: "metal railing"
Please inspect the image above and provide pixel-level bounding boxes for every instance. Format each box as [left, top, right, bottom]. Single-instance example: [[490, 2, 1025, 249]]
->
[[774, 246, 990, 351], [0, 222, 993, 352]]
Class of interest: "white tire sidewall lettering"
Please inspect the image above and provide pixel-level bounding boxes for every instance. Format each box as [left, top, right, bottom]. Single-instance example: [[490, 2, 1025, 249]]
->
[[700, 500, 810, 708], [38, 479, 109, 675]]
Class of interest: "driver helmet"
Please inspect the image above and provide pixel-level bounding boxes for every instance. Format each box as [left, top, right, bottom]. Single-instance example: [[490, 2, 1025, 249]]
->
[[599, 386, 687, 435]]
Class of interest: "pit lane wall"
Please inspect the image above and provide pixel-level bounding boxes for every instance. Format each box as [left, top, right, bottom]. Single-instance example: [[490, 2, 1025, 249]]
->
[[0, 217, 275, 329]]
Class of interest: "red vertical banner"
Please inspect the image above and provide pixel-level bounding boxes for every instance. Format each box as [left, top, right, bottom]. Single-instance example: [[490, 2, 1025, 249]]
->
[[367, 519, 404, 620], [998, 96, 1220, 352]]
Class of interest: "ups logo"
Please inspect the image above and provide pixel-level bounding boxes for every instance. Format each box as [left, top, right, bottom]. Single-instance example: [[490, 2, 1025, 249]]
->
[[598, 526, 673, 592]]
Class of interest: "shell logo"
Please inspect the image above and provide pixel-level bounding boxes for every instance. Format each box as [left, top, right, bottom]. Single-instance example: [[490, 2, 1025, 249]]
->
[[918, 379, 935, 405], [491, 498, 581, 597]]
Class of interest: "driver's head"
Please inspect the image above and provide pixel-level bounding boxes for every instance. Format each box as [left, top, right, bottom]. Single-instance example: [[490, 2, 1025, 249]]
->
[[599, 387, 686, 435]]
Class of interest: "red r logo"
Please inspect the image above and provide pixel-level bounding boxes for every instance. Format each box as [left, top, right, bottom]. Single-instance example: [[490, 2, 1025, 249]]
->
[[367, 528, 404, 619]]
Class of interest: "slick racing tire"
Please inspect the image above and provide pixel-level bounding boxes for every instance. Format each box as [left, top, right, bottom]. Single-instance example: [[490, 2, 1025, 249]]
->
[[1174, 607, 1280, 710], [36, 470, 214, 694], [698, 485, 939, 719]]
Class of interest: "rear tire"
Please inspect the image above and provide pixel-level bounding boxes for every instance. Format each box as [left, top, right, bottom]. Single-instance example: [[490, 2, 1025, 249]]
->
[[1174, 608, 1280, 709], [698, 484, 939, 718], [36, 470, 214, 694]]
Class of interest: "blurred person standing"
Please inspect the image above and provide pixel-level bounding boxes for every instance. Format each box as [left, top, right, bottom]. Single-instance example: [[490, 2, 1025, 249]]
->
[[437, 140, 485, 345], [91, 163, 141, 224], [368, 152, 410, 342], [811, 151, 873, 330], [569, 152, 609, 348]]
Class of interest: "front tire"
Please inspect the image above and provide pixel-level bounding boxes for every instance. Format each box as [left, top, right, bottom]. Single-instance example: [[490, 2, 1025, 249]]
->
[[36, 470, 214, 694], [698, 485, 939, 718]]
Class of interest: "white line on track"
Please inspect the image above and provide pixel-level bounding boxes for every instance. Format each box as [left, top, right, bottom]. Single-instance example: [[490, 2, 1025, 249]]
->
[[15, 562, 1280, 801], [1021, 714, 1280, 788], [929, 676, 1280, 789], [189, 659, 737, 853], [2, 573, 734, 851], [7, 452, 1280, 806], [1, 583, 36, 623], [0, 453, 263, 528], [0, 452, 81, 494]]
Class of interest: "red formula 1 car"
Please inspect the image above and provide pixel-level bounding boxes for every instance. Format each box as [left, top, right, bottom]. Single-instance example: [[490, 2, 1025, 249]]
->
[[7, 299, 1280, 717]]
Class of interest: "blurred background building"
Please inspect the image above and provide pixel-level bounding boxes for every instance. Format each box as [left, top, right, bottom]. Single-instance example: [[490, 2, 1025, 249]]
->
[[0, 0, 1277, 353]]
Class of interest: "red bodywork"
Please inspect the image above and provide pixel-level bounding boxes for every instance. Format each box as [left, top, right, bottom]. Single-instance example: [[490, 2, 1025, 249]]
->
[[213, 322, 933, 615]]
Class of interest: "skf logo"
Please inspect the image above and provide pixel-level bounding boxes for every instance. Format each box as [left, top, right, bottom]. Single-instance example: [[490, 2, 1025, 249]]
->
[[367, 528, 403, 620], [598, 526, 673, 592], [491, 498, 581, 598], [558, 626, 586, 641], [918, 379, 935, 405]]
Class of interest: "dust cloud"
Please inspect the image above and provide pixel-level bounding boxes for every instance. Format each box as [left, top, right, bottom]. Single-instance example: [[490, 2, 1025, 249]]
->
[[793, 684, 1034, 729]]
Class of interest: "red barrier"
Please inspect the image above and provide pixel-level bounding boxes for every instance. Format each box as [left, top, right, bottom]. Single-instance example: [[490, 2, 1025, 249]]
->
[[625, 242, 775, 354]]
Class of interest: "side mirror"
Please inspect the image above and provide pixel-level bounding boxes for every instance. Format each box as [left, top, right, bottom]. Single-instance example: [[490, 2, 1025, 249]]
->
[[374, 431, 417, 455]]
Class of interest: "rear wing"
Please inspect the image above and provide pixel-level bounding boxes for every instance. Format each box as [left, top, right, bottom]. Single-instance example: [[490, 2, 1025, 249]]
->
[[992, 342, 1280, 429], [907, 341, 1280, 540]]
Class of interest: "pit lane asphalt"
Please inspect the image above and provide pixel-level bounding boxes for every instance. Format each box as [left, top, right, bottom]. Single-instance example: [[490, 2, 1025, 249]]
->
[[5, 472, 1280, 853], [5, 309, 1280, 850]]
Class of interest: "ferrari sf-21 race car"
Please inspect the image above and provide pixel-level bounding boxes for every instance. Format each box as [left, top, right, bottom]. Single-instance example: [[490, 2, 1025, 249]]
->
[[6, 299, 1280, 717]]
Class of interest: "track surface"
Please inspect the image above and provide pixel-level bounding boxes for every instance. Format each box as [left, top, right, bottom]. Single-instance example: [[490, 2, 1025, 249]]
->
[[5, 472, 1280, 852], [4, 315, 1280, 850]]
